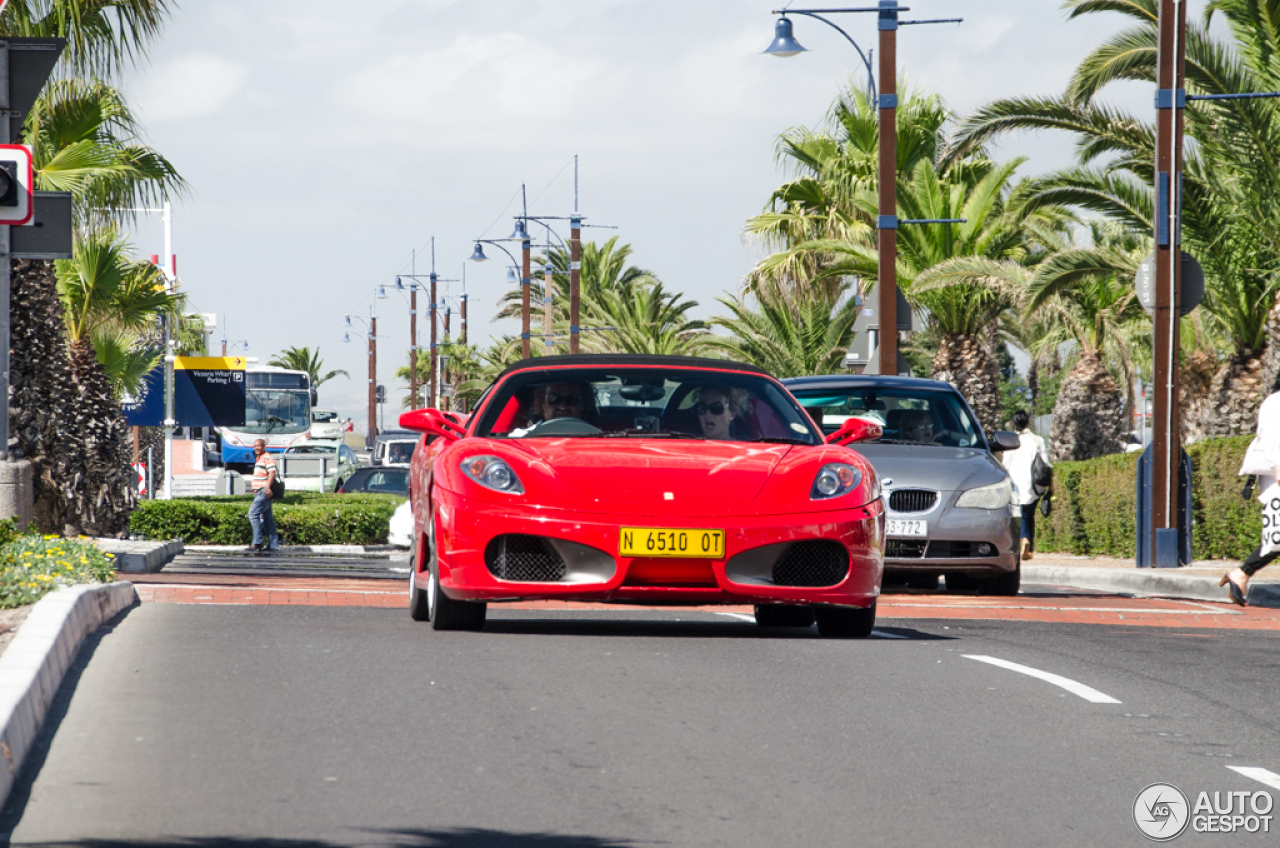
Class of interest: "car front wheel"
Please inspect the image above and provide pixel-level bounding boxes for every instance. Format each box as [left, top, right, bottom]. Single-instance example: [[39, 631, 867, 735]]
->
[[815, 602, 875, 638], [426, 512, 486, 632], [753, 604, 816, 628], [981, 562, 1021, 596]]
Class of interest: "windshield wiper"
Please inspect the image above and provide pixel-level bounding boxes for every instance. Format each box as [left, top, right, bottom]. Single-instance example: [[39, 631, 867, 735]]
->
[[604, 429, 702, 439], [747, 437, 812, 445]]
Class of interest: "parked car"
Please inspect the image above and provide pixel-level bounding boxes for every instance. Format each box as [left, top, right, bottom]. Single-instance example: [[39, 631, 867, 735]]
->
[[337, 467, 409, 497], [310, 408, 342, 439], [783, 375, 1022, 595], [400, 353, 885, 636], [372, 430, 419, 467], [280, 439, 359, 493]]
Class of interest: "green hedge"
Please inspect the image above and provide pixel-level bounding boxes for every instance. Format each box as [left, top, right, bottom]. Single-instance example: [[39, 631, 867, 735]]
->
[[1036, 434, 1259, 561], [129, 493, 403, 546]]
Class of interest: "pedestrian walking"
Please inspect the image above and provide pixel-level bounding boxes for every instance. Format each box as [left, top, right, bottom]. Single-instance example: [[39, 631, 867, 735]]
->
[[248, 438, 280, 552], [344, 417, 355, 433], [1001, 409, 1052, 560], [1222, 375, 1280, 605]]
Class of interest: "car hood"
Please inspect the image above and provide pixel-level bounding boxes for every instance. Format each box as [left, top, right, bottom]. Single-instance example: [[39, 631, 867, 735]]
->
[[503, 439, 793, 510], [854, 443, 1006, 492]]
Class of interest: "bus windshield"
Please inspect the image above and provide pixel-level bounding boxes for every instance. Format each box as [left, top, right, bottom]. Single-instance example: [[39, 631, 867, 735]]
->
[[243, 389, 310, 434]]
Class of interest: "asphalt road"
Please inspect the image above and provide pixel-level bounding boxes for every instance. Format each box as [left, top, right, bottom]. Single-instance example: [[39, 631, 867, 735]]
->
[[4, 603, 1280, 847]]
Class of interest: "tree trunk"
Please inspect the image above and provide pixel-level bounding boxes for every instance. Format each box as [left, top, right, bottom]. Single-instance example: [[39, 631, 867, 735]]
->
[[8, 259, 134, 536], [1048, 350, 1126, 462], [932, 328, 1002, 435], [66, 336, 135, 535], [1182, 347, 1264, 444], [1260, 292, 1280, 399]]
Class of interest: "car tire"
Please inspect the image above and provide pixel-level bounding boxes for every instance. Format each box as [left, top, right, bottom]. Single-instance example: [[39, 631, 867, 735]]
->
[[980, 562, 1021, 597], [426, 512, 486, 632], [753, 604, 816, 628], [815, 602, 875, 638], [408, 531, 431, 622]]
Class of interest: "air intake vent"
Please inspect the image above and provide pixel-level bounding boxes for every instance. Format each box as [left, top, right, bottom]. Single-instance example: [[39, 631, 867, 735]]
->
[[886, 539, 927, 559], [889, 489, 938, 513], [772, 541, 849, 587], [485, 535, 567, 582]]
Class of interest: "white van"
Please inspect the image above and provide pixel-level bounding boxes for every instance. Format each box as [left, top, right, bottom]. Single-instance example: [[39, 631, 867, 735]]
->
[[310, 409, 342, 439], [373, 433, 418, 467]]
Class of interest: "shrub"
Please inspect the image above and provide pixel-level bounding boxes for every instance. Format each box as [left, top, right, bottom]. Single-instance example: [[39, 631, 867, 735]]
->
[[128, 492, 402, 546], [1035, 435, 1258, 561], [0, 533, 118, 609]]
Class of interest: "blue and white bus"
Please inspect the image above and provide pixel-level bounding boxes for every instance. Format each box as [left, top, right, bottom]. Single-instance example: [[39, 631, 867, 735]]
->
[[218, 366, 313, 471]]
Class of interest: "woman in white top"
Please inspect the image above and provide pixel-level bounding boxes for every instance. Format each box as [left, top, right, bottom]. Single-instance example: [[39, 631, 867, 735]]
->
[[1221, 374, 1280, 605], [1001, 410, 1052, 560]]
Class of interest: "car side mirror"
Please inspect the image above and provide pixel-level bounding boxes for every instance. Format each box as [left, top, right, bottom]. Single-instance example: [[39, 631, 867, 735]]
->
[[990, 430, 1021, 452], [826, 417, 882, 446], [400, 408, 465, 442]]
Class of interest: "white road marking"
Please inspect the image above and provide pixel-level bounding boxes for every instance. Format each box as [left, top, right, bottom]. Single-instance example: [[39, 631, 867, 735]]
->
[[962, 655, 1122, 704], [1227, 766, 1280, 791]]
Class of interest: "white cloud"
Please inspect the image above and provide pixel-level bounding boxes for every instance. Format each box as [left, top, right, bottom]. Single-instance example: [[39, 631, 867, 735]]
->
[[134, 53, 252, 123]]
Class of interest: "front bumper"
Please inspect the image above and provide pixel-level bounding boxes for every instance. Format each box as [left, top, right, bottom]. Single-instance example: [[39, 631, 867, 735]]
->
[[883, 501, 1018, 578], [418, 492, 885, 608]]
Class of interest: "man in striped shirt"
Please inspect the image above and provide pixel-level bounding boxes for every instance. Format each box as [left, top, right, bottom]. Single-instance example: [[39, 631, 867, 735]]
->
[[249, 439, 280, 551]]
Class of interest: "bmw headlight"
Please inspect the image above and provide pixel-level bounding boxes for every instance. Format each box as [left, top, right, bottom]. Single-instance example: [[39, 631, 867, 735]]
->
[[811, 463, 862, 500], [955, 480, 1012, 510], [461, 455, 524, 494]]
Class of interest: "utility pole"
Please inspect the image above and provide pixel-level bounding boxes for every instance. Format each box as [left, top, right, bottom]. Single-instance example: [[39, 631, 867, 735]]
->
[[570, 155, 582, 354], [368, 310, 377, 446], [520, 184, 532, 358], [409, 249, 419, 409], [876, 1, 899, 377], [1149, 0, 1187, 565]]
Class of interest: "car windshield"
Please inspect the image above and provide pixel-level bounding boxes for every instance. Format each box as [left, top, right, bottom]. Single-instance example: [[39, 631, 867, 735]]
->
[[287, 443, 338, 455], [349, 469, 409, 496], [790, 386, 984, 448], [244, 389, 310, 435], [475, 367, 822, 445]]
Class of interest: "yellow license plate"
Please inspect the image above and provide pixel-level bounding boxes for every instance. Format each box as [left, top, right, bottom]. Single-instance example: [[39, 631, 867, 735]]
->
[[620, 527, 725, 559]]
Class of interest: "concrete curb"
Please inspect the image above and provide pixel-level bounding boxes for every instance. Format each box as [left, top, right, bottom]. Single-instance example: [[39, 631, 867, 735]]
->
[[184, 544, 405, 559], [93, 539, 184, 573], [0, 582, 137, 808], [1022, 565, 1280, 608]]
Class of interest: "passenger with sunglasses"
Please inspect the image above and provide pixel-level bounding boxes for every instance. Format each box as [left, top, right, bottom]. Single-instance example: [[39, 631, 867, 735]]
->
[[693, 386, 743, 440]]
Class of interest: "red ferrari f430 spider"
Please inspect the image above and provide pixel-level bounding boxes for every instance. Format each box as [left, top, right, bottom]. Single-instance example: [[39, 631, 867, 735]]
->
[[399, 355, 885, 637]]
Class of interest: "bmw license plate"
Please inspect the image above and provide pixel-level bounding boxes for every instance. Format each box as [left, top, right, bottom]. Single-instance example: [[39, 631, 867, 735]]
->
[[886, 519, 928, 537], [620, 527, 725, 558]]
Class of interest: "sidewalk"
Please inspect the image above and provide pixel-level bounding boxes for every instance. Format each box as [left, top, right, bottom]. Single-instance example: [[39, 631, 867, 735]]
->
[[1022, 551, 1280, 608]]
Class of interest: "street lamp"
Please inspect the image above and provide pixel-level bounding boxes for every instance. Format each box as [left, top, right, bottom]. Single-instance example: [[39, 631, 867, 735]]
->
[[220, 338, 249, 356], [471, 238, 527, 357], [765, 3, 961, 377], [343, 308, 377, 447]]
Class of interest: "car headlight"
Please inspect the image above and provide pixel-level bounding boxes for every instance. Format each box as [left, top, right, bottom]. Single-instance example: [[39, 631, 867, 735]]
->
[[811, 462, 862, 500], [956, 480, 1012, 510], [461, 455, 524, 494]]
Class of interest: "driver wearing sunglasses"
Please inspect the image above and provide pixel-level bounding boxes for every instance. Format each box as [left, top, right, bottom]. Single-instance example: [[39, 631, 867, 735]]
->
[[540, 382, 592, 421], [693, 386, 740, 440]]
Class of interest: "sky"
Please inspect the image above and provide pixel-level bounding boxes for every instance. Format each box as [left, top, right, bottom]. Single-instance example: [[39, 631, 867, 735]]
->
[[117, 0, 1198, 429]]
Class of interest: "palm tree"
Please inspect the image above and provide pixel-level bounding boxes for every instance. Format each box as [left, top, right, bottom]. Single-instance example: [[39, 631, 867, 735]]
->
[[579, 281, 707, 356], [946, 0, 1280, 439], [268, 346, 349, 392], [706, 283, 860, 377], [2, 0, 182, 532]]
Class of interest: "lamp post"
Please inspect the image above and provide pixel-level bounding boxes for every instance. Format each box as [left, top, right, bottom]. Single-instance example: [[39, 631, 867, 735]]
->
[[765, 3, 961, 377], [220, 338, 249, 356], [471, 239, 526, 356], [343, 309, 376, 447]]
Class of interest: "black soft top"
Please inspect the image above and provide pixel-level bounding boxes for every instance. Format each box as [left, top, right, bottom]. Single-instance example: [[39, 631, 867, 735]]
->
[[498, 353, 769, 378]]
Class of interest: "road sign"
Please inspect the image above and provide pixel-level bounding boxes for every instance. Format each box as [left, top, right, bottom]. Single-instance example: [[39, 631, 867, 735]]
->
[[1135, 253, 1205, 316], [132, 462, 147, 497], [174, 356, 247, 427], [122, 361, 164, 426], [12, 191, 72, 258], [0, 145, 33, 225]]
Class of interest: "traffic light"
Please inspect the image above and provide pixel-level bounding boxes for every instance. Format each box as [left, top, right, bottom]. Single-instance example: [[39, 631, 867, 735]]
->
[[0, 145, 33, 224], [376, 385, 386, 404]]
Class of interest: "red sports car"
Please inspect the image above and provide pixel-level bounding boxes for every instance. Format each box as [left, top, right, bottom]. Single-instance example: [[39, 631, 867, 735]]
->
[[399, 354, 885, 637]]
